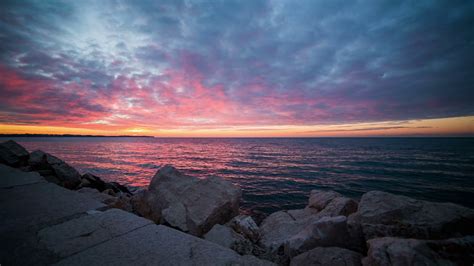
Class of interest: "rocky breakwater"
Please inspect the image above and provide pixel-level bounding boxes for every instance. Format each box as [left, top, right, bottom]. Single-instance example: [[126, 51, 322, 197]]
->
[[2, 139, 473, 265]]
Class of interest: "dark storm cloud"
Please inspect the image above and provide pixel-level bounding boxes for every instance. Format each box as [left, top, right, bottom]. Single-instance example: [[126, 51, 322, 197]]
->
[[0, 0, 473, 127]]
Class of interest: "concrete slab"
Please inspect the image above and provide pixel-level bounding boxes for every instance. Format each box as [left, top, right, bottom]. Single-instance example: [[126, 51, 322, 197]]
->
[[0, 182, 105, 265], [0, 164, 45, 188], [39, 208, 153, 257], [56, 224, 273, 266]]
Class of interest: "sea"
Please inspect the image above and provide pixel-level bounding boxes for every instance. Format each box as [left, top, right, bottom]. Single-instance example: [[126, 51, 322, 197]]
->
[[2, 137, 473, 214]]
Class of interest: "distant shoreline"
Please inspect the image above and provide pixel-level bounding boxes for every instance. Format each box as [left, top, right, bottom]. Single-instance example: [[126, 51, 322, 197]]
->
[[0, 134, 154, 138], [0, 134, 472, 138]]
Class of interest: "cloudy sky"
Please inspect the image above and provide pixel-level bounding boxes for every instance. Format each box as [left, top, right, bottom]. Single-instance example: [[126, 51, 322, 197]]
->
[[0, 0, 473, 136]]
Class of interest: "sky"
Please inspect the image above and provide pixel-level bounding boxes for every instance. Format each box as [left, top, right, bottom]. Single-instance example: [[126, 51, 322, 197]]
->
[[0, 0, 473, 137]]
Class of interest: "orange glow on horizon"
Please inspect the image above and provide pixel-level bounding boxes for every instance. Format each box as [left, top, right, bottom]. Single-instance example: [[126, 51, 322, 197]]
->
[[0, 116, 472, 137]]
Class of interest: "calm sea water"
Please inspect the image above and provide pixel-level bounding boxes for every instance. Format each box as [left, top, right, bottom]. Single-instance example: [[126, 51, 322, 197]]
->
[[3, 137, 474, 213]]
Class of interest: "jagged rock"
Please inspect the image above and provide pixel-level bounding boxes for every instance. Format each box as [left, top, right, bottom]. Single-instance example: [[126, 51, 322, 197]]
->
[[363, 236, 474, 266], [108, 194, 133, 212], [290, 247, 363, 266], [228, 215, 260, 243], [348, 191, 474, 240], [260, 210, 319, 253], [104, 181, 131, 195], [133, 165, 241, 236], [80, 173, 107, 191], [28, 150, 81, 189], [285, 216, 364, 257], [0, 140, 29, 167], [204, 224, 254, 255], [307, 190, 342, 211]]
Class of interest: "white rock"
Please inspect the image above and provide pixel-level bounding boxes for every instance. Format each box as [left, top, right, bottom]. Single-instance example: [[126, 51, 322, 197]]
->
[[290, 247, 362, 266]]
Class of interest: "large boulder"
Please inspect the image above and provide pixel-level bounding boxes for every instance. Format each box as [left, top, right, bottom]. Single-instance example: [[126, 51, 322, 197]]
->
[[133, 165, 241, 236], [260, 210, 319, 253], [290, 247, 363, 266], [28, 150, 81, 189], [285, 216, 364, 257], [348, 191, 474, 240], [0, 140, 29, 167], [363, 236, 474, 266]]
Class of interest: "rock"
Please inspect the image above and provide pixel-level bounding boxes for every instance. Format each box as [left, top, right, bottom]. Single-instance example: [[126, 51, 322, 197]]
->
[[55, 224, 275, 266], [104, 181, 132, 195], [285, 216, 364, 257], [260, 210, 319, 253], [290, 247, 363, 266], [28, 150, 81, 189], [348, 191, 474, 240], [363, 236, 474, 266], [228, 215, 260, 243], [108, 194, 133, 212], [80, 173, 106, 191], [134, 165, 241, 236], [317, 197, 358, 217], [102, 188, 116, 196], [0, 164, 45, 188], [38, 209, 152, 257], [204, 224, 254, 255], [0, 140, 29, 167], [307, 190, 341, 211]]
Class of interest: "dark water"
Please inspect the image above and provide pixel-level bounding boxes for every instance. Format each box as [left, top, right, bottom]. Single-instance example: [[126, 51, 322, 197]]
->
[[3, 137, 474, 213]]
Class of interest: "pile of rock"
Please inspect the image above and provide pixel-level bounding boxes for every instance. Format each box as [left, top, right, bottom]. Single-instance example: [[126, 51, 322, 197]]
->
[[0, 140, 133, 212], [1, 139, 473, 265]]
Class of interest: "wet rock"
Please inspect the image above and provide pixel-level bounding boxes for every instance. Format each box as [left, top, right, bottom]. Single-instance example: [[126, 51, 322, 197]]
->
[[204, 224, 254, 255], [307, 190, 342, 211], [348, 191, 474, 240], [28, 150, 81, 189], [227, 215, 260, 243], [133, 165, 241, 236], [290, 247, 362, 266], [363, 236, 474, 266], [0, 140, 29, 167], [285, 216, 364, 257]]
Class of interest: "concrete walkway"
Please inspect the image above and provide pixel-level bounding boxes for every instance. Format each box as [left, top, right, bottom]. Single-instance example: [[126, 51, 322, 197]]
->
[[0, 164, 272, 265]]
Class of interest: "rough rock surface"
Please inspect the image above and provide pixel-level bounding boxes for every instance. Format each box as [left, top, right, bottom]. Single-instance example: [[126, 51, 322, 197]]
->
[[260, 210, 319, 253], [363, 236, 474, 266], [28, 150, 81, 189], [0, 140, 29, 167], [204, 224, 254, 255], [348, 191, 474, 240], [56, 224, 274, 266], [290, 247, 363, 266], [285, 216, 363, 257], [133, 165, 241, 236], [228, 214, 261, 243], [79, 173, 107, 191]]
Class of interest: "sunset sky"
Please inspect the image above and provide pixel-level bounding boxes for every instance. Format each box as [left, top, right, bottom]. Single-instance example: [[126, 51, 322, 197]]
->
[[0, 0, 473, 137]]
